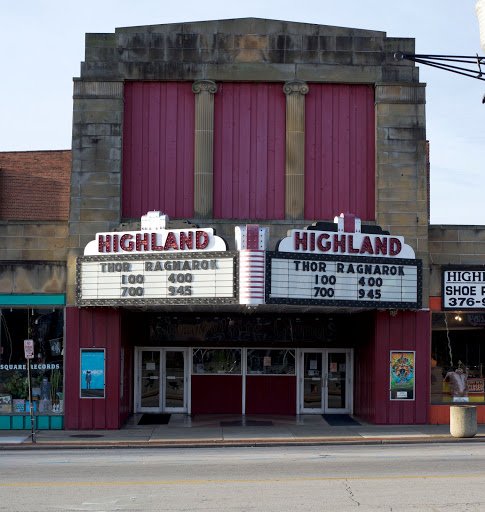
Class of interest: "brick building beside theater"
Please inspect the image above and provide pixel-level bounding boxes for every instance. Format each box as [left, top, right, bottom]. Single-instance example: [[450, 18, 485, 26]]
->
[[1, 18, 484, 430]]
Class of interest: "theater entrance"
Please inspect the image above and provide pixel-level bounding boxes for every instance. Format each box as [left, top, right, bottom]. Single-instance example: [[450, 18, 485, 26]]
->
[[135, 348, 188, 413], [299, 349, 353, 414]]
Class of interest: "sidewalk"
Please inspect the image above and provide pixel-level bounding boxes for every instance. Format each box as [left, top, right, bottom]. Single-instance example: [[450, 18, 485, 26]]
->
[[1, 414, 485, 449]]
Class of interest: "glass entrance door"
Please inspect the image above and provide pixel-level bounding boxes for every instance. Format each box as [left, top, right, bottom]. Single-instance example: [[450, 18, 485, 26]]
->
[[300, 349, 352, 414], [302, 352, 324, 412], [136, 348, 187, 413], [164, 350, 185, 411], [139, 350, 161, 411], [325, 351, 349, 413]]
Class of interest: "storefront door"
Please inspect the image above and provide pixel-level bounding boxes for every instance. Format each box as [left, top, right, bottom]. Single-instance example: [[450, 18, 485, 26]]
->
[[135, 348, 187, 413], [300, 349, 352, 414]]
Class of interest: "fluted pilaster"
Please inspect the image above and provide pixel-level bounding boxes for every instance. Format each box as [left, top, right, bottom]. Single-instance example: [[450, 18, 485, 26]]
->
[[193, 80, 217, 218], [284, 80, 308, 220]]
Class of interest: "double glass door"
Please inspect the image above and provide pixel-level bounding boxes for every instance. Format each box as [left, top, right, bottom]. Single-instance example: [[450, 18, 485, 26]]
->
[[136, 348, 187, 413], [300, 349, 352, 414]]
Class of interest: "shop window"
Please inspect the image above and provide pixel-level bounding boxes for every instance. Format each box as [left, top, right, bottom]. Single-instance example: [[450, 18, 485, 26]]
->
[[192, 348, 241, 375], [247, 349, 296, 375], [0, 309, 64, 413], [431, 313, 485, 405]]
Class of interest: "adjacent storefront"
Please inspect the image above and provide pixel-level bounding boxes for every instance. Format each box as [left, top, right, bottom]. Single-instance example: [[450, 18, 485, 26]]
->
[[0, 299, 65, 430], [430, 267, 485, 423]]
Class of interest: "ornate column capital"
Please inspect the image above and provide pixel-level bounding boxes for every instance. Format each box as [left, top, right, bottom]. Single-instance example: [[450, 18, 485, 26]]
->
[[192, 80, 218, 94], [283, 80, 309, 95]]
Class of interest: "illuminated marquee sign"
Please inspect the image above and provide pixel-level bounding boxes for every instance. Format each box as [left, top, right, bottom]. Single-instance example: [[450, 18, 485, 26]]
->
[[442, 266, 485, 310], [85, 228, 225, 255], [77, 212, 237, 306], [266, 252, 421, 309], [266, 215, 421, 309], [278, 229, 414, 258], [77, 252, 238, 306]]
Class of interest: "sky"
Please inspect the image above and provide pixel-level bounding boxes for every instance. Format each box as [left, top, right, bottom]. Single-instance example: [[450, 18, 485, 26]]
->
[[1, 1, 484, 225]]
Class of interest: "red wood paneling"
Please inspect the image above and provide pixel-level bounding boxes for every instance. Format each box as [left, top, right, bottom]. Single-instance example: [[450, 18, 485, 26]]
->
[[305, 84, 375, 221], [245, 376, 297, 414], [65, 307, 121, 430], [415, 312, 431, 424], [354, 314, 377, 423], [119, 315, 134, 425], [122, 82, 195, 219], [372, 310, 431, 425], [213, 83, 286, 220], [191, 375, 242, 414]]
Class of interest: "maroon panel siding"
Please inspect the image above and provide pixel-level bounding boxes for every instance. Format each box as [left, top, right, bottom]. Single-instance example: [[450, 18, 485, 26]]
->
[[122, 82, 195, 219], [191, 375, 242, 414], [305, 84, 375, 221], [119, 318, 134, 426], [354, 314, 377, 423], [245, 376, 296, 414], [65, 307, 122, 430], [213, 83, 286, 220], [371, 310, 430, 425]]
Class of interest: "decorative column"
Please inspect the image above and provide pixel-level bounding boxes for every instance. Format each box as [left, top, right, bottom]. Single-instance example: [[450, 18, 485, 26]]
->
[[283, 80, 308, 220], [192, 80, 217, 218]]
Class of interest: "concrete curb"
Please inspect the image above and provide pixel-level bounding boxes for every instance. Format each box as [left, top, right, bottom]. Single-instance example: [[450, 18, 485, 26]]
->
[[3, 435, 485, 450]]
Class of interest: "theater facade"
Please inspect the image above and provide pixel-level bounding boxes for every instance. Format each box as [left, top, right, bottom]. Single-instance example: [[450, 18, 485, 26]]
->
[[61, 18, 435, 429], [6, 18, 485, 431]]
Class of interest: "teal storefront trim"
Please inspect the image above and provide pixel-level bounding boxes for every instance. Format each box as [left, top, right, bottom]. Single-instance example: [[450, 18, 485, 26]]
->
[[0, 294, 65, 306], [0, 415, 64, 430]]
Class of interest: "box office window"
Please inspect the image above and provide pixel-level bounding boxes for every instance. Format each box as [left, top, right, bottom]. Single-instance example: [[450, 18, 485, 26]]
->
[[247, 349, 296, 375], [431, 313, 485, 405], [0, 308, 64, 413], [192, 348, 241, 375]]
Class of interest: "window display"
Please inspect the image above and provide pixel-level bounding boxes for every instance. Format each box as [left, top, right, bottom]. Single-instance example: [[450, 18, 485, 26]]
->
[[192, 348, 241, 374], [247, 349, 296, 375], [431, 313, 485, 404], [0, 308, 64, 413]]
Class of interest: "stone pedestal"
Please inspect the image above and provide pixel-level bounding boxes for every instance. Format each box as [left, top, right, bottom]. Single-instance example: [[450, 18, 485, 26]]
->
[[450, 405, 477, 438]]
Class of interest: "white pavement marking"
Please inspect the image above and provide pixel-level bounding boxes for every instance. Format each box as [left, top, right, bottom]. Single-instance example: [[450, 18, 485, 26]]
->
[[0, 436, 29, 444], [358, 431, 428, 438]]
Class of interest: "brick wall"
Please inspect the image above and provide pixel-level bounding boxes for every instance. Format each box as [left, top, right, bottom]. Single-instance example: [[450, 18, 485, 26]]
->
[[429, 225, 485, 296], [0, 150, 71, 221]]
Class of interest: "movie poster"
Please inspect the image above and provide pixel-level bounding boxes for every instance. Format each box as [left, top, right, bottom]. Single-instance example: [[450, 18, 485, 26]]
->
[[80, 349, 105, 398], [390, 351, 415, 400]]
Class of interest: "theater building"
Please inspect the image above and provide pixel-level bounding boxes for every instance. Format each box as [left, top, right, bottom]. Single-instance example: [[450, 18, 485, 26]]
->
[[7, 18, 484, 431], [61, 18, 434, 429]]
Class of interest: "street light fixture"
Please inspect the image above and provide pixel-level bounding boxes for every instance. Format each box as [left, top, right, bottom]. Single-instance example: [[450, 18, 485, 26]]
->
[[394, 2, 485, 102], [476, 0, 485, 53]]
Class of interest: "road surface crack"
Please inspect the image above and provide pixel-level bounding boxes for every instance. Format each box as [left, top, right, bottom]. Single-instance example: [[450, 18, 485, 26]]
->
[[343, 479, 360, 506]]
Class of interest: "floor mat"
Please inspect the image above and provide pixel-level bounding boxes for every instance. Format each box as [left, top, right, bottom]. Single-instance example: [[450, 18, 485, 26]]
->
[[221, 420, 273, 427], [322, 414, 361, 426], [138, 414, 171, 425]]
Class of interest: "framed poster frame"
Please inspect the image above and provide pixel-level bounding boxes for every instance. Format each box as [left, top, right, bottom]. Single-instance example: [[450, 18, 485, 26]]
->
[[80, 348, 105, 399], [389, 350, 415, 401]]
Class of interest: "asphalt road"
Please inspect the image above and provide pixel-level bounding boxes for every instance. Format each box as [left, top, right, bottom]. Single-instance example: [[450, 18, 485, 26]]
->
[[1, 443, 485, 511]]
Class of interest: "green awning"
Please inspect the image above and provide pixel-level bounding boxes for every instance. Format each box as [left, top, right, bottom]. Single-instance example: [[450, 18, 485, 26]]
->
[[0, 294, 65, 306]]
